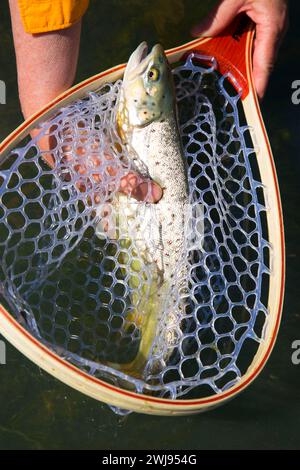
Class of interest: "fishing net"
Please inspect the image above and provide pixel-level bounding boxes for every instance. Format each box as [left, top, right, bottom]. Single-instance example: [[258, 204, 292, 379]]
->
[[0, 53, 270, 412]]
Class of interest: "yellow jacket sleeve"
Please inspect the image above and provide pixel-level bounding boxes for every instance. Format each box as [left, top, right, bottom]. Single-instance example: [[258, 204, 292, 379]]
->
[[17, 0, 89, 34]]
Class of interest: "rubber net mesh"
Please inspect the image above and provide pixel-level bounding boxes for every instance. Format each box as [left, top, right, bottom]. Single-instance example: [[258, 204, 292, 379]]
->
[[0, 54, 270, 410]]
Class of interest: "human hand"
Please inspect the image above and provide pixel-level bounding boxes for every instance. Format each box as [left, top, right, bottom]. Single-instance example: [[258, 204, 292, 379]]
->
[[32, 127, 163, 205], [192, 0, 289, 99]]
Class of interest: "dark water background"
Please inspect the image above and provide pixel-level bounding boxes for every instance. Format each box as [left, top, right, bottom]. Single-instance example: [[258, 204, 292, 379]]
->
[[0, 0, 299, 450]]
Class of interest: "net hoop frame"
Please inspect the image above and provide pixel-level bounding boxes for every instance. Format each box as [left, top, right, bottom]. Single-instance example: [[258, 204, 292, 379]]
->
[[0, 16, 285, 415]]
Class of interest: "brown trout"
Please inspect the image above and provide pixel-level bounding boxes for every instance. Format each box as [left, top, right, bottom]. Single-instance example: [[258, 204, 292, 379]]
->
[[114, 42, 189, 376]]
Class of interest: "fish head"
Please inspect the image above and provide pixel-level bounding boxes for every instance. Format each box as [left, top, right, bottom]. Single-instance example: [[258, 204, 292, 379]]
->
[[118, 42, 175, 133]]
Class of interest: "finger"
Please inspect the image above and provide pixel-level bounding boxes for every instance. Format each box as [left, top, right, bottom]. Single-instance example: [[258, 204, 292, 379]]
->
[[31, 128, 57, 167], [191, 0, 244, 37], [249, 3, 288, 100], [131, 180, 163, 203], [252, 24, 282, 99], [119, 172, 163, 203]]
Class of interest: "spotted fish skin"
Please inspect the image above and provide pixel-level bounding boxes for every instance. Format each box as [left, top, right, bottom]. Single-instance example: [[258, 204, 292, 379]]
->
[[127, 116, 189, 286]]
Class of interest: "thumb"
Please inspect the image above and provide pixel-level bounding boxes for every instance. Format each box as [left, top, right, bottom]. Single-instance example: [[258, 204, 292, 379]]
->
[[119, 171, 163, 203], [191, 0, 245, 37]]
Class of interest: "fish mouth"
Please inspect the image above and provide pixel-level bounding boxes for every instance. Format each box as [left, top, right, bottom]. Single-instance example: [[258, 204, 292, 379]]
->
[[134, 41, 149, 67], [124, 42, 165, 81]]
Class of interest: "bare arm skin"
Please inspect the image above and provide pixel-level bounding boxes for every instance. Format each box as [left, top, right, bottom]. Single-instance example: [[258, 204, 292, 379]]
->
[[9, 0, 81, 120], [192, 0, 289, 99]]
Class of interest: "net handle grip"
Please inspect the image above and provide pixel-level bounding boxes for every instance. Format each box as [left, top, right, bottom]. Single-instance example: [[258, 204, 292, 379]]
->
[[179, 14, 255, 100]]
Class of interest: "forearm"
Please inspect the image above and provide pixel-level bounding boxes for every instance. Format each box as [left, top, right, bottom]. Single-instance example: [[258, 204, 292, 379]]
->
[[9, 0, 81, 120]]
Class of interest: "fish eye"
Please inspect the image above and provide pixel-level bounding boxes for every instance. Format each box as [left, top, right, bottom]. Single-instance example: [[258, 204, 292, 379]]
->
[[148, 67, 160, 81]]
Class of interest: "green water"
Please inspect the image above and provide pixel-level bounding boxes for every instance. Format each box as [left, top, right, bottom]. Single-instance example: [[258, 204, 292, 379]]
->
[[0, 0, 299, 450]]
